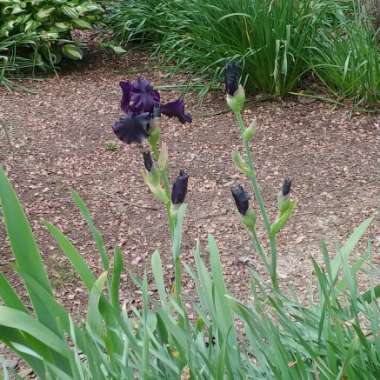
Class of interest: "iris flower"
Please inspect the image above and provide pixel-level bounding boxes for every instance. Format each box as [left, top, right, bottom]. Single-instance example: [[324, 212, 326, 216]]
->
[[231, 184, 250, 215], [113, 78, 192, 145]]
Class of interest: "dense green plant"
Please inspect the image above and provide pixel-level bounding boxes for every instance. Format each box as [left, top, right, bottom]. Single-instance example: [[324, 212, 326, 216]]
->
[[0, 0, 102, 81], [310, 7, 380, 106], [104, 0, 168, 46], [0, 32, 38, 88], [0, 70, 379, 379], [107, 0, 380, 106]]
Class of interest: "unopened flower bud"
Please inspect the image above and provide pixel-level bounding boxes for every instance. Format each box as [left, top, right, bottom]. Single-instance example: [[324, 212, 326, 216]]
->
[[282, 177, 292, 197], [224, 61, 241, 96], [143, 151, 153, 171], [171, 170, 189, 204], [272, 177, 296, 236], [231, 184, 250, 215]]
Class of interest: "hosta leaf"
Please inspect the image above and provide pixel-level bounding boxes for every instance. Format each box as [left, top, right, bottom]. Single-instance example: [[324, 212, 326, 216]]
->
[[71, 18, 92, 29], [35, 8, 55, 20], [62, 44, 82, 60], [61, 5, 79, 19]]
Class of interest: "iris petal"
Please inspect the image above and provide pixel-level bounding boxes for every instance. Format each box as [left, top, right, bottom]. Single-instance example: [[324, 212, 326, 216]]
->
[[161, 98, 192, 124], [130, 78, 160, 115], [120, 81, 132, 114], [112, 113, 151, 144], [120, 78, 160, 115]]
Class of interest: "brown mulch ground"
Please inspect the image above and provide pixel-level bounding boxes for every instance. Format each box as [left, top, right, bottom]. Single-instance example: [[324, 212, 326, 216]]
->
[[0, 50, 380, 374]]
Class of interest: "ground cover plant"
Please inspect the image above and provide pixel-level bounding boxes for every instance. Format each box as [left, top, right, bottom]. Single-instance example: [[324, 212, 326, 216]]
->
[[0, 0, 102, 86], [108, 0, 380, 106], [0, 63, 379, 379]]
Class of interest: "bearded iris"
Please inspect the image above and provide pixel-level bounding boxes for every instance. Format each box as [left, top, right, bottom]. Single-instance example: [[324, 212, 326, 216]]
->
[[113, 78, 192, 145]]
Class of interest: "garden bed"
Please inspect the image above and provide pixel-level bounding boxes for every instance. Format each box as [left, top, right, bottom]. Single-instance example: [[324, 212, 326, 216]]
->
[[0, 50, 379, 375]]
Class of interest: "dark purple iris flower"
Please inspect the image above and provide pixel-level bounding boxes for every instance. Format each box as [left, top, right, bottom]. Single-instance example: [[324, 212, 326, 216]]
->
[[282, 177, 292, 197], [121, 79, 161, 116], [112, 113, 151, 144], [119, 78, 191, 123], [114, 78, 192, 145], [224, 61, 241, 96], [171, 170, 189, 204], [231, 184, 250, 215]]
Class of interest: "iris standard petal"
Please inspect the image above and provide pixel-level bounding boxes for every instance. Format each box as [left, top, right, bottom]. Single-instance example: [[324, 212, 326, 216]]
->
[[120, 81, 132, 114], [112, 113, 151, 144], [161, 98, 192, 124], [130, 78, 160, 115]]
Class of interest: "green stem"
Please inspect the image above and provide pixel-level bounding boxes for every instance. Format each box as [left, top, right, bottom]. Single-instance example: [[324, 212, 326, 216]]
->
[[162, 171, 175, 238], [174, 255, 182, 306], [250, 230, 270, 273], [235, 111, 278, 289]]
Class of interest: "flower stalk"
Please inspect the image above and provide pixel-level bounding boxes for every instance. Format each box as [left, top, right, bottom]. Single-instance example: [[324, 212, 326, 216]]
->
[[224, 61, 295, 290], [234, 110, 279, 289]]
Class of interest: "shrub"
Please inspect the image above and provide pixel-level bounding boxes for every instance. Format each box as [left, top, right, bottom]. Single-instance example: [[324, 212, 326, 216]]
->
[[0, 0, 103, 79], [0, 68, 379, 378]]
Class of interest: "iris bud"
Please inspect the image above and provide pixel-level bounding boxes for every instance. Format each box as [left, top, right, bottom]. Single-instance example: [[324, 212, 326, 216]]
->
[[231, 184, 250, 215], [171, 170, 189, 204]]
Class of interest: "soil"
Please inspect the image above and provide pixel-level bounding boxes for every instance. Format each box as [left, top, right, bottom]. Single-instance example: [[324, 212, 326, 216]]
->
[[0, 50, 379, 375]]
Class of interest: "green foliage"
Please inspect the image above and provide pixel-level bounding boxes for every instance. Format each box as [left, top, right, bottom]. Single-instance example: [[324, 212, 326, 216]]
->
[[0, 164, 379, 378], [310, 8, 380, 106], [0, 0, 102, 84], [107, 0, 380, 106]]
